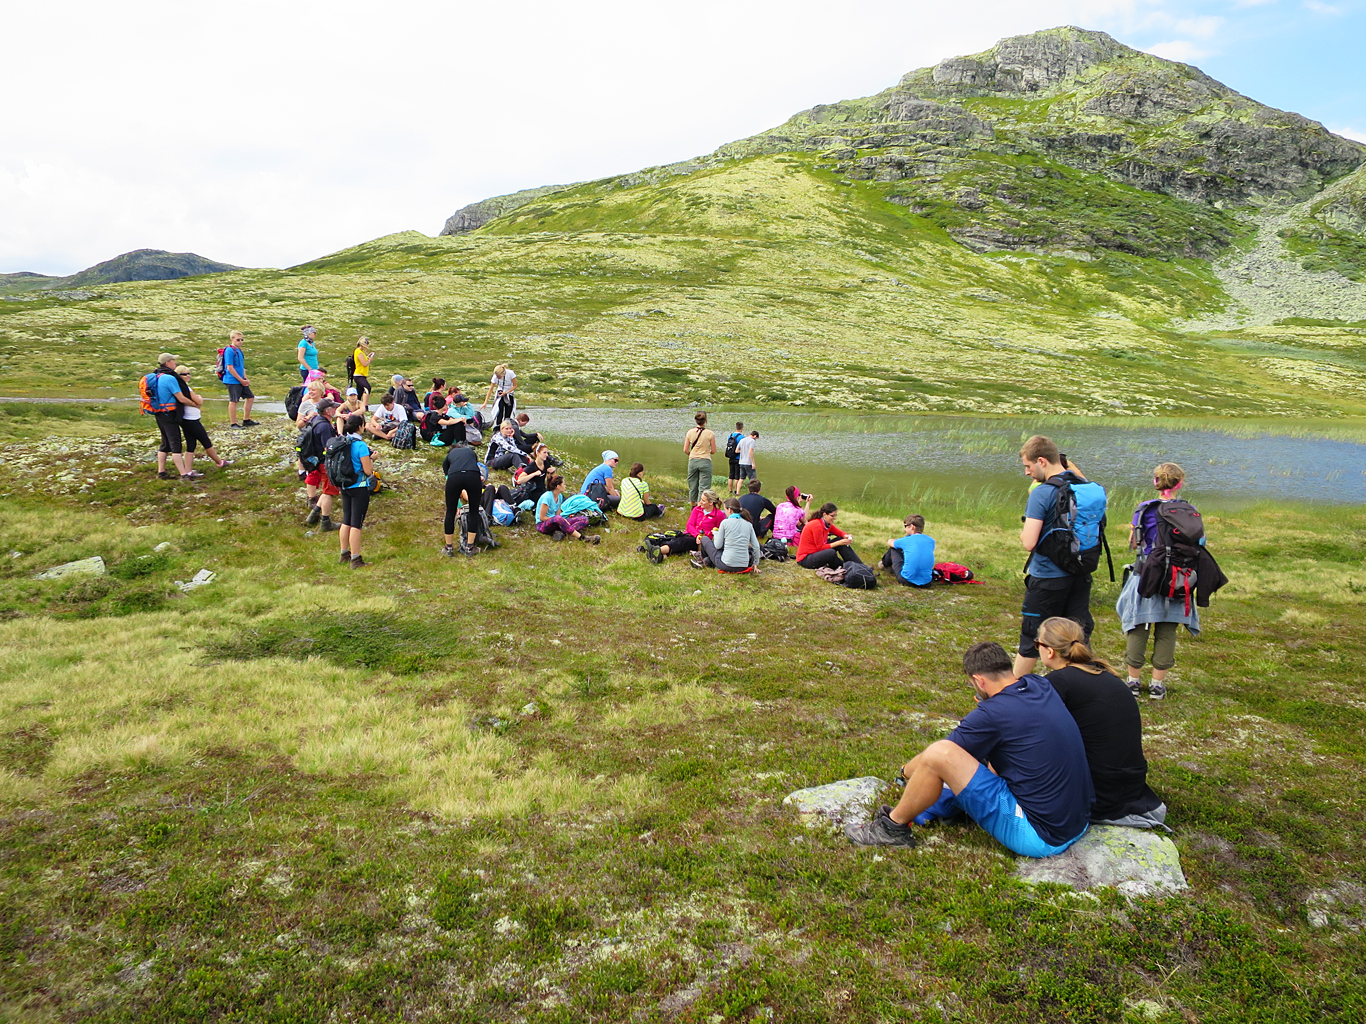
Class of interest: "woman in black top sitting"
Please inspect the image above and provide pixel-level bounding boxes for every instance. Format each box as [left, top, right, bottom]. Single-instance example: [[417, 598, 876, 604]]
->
[[1036, 617, 1167, 829]]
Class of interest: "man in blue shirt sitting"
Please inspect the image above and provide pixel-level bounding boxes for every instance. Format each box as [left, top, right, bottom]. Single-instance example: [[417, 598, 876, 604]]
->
[[881, 513, 935, 586], [846, 641, 1093, 856], [581, 450, 621, 511]]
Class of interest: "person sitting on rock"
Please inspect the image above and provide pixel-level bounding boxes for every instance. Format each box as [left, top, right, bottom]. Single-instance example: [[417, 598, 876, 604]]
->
[[1035, 617, 1167, 829], [845, 641, 1093, 856], [365, 394, 405, 441]]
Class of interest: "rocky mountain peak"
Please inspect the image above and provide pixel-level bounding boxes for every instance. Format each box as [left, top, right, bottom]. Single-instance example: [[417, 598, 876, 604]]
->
[[923, 26, 1134, 95]]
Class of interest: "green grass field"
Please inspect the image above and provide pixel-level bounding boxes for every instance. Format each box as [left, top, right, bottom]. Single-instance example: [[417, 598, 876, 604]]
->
[[1, 408, 1363, 1022]]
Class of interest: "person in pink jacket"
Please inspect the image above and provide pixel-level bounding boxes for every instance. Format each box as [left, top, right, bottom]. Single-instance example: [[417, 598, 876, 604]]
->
[[646, 490, 724, 563]]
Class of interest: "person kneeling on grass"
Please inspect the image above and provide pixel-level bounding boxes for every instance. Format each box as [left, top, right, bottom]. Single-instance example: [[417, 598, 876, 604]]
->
[[881, 514, 934, 587], [1036, 617, 1167, 829], [845, 641, 1093, 856], [695, 497, 761, 573], [796, 503, 863, 570], [536, 475, 600, 544]]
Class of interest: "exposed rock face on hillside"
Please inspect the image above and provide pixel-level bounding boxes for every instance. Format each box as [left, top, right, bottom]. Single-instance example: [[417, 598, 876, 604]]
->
[[0, 249, 242, 295], [440, 26, 1364, 265]]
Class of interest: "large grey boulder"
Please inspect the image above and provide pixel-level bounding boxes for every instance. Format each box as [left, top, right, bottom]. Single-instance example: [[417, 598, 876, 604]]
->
[[783, 777, 887, 826], [35, 556, 106, 580], [1016, 825, 1187, 896]]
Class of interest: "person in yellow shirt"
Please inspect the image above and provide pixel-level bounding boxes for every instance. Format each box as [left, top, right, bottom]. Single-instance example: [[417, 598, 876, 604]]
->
[[351, 337, 375, 406]]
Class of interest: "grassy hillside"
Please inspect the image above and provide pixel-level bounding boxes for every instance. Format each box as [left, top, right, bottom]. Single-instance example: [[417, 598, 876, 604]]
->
[[1, 410, 1364, 1021]]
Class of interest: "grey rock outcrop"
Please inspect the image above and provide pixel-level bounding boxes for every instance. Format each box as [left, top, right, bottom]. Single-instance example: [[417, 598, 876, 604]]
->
[[35, 555, 106, 580], [441, 184, 580, 236], [783, 777, 887, 826], [1016, 825, 1188, 897]]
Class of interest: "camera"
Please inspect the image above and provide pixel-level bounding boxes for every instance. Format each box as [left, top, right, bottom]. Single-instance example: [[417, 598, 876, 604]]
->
[[800, 492, 812, 501]]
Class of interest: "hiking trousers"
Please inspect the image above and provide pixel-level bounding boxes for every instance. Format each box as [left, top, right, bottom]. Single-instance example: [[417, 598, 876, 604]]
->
[[1125, 622, 1179, 671], [687, 458, 712, 505]]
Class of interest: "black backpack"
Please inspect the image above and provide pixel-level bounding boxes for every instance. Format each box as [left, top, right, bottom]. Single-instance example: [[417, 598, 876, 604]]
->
[[1135, 499, 1215, 606], [324, 435, 359, 489], [297, 421, 324, 468], [841, 563, 878, 589], [285, 385, 307, 421], [724, 432, 741, 460], [760, 537, 789, 561], [345, 353, 356, 383], [390, 421, 417, 450]]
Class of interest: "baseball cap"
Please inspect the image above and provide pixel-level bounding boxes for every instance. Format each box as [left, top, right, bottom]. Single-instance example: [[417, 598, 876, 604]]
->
[[346, 387, 358, 396], [603, 450, 619, 462], [157, 352, 178, 365], [316, 398, 339, 412]]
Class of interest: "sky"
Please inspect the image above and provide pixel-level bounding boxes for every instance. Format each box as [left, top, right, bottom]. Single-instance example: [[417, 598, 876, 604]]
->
[[2, 0, 1363, 276]]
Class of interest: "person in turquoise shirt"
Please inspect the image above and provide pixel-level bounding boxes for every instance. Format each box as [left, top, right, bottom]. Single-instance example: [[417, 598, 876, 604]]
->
[[297, 325, 320, 382], [881, 514, 936, 587]]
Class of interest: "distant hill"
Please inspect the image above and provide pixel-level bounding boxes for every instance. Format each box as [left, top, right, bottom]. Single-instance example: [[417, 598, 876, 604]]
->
[[0, 249, 242, 296]]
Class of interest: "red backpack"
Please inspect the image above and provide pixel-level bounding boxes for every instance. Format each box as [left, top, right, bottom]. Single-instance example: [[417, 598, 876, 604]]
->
[[932, 562, 977, 584]]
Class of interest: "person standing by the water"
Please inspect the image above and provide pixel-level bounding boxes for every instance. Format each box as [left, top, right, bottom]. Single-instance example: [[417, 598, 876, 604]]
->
[[222, 331, 257, 428], [297, 326, 320, 382], [684, 412, 716, 506], [483, 363, 517, 425]]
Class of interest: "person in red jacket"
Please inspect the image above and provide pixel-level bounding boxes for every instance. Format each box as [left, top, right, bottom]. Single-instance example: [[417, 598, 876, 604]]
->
[[796, 502, 864, 570]]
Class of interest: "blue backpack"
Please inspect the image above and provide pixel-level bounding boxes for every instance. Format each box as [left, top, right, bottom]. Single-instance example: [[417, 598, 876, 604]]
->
[[1032, 472, 1114, 579], [491, 499, 520, 526]]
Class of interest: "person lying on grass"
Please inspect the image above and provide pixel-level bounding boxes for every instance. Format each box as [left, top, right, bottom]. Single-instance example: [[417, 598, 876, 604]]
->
[[845, 641, 1093, 856]]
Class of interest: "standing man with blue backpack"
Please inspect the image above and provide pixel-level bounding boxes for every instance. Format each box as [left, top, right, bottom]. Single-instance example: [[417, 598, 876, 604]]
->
[[1016, 435, 1110, 677]]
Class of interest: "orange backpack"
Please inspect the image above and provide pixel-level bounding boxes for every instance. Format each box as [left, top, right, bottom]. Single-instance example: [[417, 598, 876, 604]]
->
[[140, 370, 177, 414]]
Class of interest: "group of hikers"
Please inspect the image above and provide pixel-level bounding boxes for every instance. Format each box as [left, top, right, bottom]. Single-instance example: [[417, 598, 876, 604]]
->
[[142, 332, 1227, 860]]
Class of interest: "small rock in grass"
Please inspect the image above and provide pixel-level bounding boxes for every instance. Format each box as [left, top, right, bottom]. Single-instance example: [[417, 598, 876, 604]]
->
[[9, 551, 23, 559], [1305, 882, 1365, 931], [783, 777, 887, 827], [1015, 825, 1187, 896], [174, 569, 217, 593], [35, 556, 106, 580], [153, 542, 171, 552], [520, 702, 540, 716]]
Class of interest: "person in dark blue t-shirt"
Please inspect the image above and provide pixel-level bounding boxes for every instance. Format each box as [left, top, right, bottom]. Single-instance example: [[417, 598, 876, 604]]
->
[[1017, 434, 1095, 677], [880, 513, 935, 586], [846, 641, 1093, 856]]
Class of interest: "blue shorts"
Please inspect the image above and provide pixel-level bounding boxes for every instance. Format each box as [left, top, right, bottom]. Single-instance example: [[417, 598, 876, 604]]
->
[[952, 764, 1087, 858]]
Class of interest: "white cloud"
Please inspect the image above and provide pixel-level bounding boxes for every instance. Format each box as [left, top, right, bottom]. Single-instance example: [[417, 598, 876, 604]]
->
[[1303, 1, 1342, 14], [1144, 39, 1214, 62], [1328, 125, 1366, 143]]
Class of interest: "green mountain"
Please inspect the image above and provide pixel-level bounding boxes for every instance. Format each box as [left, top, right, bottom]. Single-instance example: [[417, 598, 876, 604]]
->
[[0, 249, 242, 296], [3, 27, 1365, 419]]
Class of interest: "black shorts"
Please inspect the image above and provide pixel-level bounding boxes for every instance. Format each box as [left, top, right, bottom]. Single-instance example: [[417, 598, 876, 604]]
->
[[353, 375, 370, 397], [341, 488, 371, 529], [728, 459, 741, 480], [739, 464, 756, 480], [1019, 574, 1094, 657], [155, 411, 183, 454], [180, 419, 213, 452], [226, 382, 254, 401]]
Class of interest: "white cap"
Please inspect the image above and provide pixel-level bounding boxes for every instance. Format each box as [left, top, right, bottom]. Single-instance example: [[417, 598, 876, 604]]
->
[[602, 450, 619, 462]]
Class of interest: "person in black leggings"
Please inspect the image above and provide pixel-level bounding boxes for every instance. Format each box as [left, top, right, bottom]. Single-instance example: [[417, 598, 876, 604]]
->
[[442, 440, 485, 557], [796, 502, 865, 570]]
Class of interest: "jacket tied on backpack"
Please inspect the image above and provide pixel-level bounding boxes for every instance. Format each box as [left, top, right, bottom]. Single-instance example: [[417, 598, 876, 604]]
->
[[1131, 498, 1227, 613], [1029, 471, 1114, 580]]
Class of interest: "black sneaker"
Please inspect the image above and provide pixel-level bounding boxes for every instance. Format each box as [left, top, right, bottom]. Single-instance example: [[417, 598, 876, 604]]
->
[[844, 809, 918, 848], [441, 544, 455, 557], [157, 470, 171, 480], [339, 550, 351, 564], [1125, 677, 1142, 697], [242, 419, 260, 427], [304, 506, 322, 526], [229, 423, 243, 430], [1148, 680, 1167, 700], [460, 540, 478, 557]]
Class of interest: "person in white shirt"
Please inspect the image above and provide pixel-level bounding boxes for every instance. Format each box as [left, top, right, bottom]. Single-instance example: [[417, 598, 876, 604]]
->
[[482, 363, 517, 424], [737, 430, 759, 482], [366, 394, 407, 440], [174, 367, 232, 473]]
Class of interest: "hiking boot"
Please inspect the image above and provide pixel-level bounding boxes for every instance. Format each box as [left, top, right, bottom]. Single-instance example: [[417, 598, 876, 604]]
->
[[229, 423, 243, 430], [647, 546, 664, 564], [304, 505, 322, 526], [320, 517, 339, 532], [552, 531, 567, 542], [179, 474, 198, 482], [350, 556, 367, 569], [689, 556, 706, 569], [441, 544, 456, 557], [1125, 676, 1142, 696], [242, 419, 259, 427], [339, 550, 351, 564], [844, 808, 918, 848], [460, 540, 478, 557], [1148, 680, 1167, 700], [583, 534, 601, 545], [157, 470, 171, 480]]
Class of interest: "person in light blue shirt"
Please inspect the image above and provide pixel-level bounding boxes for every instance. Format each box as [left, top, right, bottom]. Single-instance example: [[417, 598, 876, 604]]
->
[[881, 514, 935, 586], [297, 325, 320, 381], [580, 450, 620, 511], [337, 413, 375, 568]]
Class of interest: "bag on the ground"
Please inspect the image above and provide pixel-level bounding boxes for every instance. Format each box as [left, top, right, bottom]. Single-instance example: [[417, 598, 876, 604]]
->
[[324, 435, 359, 489], [932, 562, 975, 584], [815, 566, 847, 584], [760, 537, 789, 561], [139, 370, 176, 414], [841, 563, 878, 589], [214, 348, 227, 382], [390, 421, 417, 450], [560, 494, 600, 518], [644, 529, 687, 549], [285, 384, 307, 421], [724, 432, 741, 460], [1031, 471, 1113, 580], [491, 498, 519, 526]]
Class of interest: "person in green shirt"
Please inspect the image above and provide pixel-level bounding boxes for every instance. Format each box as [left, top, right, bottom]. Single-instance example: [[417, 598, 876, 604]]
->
[[618, 462, 663, 520]]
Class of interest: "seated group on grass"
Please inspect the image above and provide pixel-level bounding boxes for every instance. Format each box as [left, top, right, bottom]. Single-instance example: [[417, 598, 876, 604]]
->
[[845, 619, 1166, 857]]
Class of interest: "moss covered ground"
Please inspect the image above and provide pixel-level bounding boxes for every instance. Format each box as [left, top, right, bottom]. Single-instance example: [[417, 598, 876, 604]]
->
[[1, 407, 1364, 1022]]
